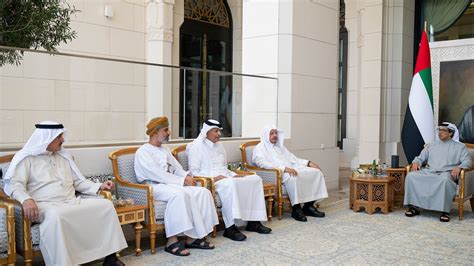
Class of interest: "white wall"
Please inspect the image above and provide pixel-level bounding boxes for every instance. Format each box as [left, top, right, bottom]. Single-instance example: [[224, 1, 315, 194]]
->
[[0, 0, 147, 149], [341, 0, 414, 168], [242, 0, 340, 190]]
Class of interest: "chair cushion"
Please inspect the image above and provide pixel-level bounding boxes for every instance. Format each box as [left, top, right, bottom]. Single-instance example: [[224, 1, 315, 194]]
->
[[0, 208, 7, 254], [245, 146, 256, 167], [31, 224, 41, 247], [0, 232, 7, 254], [282, 184, 288, 196], [176, 151, 189, 171], [153, 200, 166, 224], [215, 193, 222, 208], [0, 161, 11, 190], [117, 154, 138, 183]]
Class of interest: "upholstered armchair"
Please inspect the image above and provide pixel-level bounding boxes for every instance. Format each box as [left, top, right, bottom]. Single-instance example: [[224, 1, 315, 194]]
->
[[109, 147, 209, 252], [0, 154, 112, 265], [0, 196, 16, 265], [240, 140, 288, 220], [405, 143, 474, 221]]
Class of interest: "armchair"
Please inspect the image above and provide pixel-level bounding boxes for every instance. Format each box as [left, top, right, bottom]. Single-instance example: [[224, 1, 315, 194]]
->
[[0, 154, 112, 265], [0, 198, 15, 265], [109, 147, 210, 252], [405, 143, 474, 221], [240, 140, 288, 220]]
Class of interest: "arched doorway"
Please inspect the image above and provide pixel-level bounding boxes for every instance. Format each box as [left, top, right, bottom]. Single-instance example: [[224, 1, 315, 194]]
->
[[179, 0, 233, 138]]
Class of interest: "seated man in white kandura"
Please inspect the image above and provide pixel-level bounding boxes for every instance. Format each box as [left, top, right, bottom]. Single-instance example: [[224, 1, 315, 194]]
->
[[4, 121, 127, 266], [253, 125, 328, 222], [134, 117, 219, 256], [404, 122, 471, 222], [187, 119, 271, 242]]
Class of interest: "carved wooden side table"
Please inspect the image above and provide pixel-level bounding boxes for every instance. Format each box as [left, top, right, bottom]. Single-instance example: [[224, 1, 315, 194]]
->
[[115, 205, 146, 256], [386, 168, 407, 207], [350, 175, 394, 214], [263, 183, 276, 221]]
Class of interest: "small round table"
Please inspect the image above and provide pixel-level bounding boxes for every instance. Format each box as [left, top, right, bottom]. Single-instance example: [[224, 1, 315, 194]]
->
[[350, 174, 395, 214]]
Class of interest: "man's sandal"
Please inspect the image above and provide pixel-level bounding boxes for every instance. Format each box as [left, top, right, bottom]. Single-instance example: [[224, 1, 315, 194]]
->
[[185, 238, 215, 249], [165, 241, 190, 256], [440, 213, 450, 222], [405, 207, 420, 217]]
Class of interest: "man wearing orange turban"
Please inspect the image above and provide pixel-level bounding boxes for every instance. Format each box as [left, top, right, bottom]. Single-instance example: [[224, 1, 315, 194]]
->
[[134, 117, 219, 256]]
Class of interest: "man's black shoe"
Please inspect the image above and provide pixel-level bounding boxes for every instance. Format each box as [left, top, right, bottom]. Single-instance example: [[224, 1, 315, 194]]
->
[[303, 205, 325, 218], [223, 225, 247, 241], [103, 254, 125, 266], [291, 209, 307, 222], [245, 221, 272, 234]]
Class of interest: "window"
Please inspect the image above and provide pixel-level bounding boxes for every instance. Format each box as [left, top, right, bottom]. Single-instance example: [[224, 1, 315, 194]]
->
[[180, 0, 233, 138]]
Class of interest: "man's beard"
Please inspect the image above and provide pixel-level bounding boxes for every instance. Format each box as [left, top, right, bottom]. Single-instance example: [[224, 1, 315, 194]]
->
[[159, 136, 170, 143]]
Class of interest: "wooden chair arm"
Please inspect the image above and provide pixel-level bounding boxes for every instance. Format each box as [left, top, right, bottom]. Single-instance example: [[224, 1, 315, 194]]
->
[[246, 165, 280, 174], [98, 190, 113, 200], [193, 177, 209, 188], [234, 169, 256, 176], [459, 168, 473, 183], [0, 199, 16, 265], [0, 187, 7, 199], [115, 177, 152, 191], [0, 197, 21, 207], [192, 176, 217, 198], [113, 178, 156, 225]]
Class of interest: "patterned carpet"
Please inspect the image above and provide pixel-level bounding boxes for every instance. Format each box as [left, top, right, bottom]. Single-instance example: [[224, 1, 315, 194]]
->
[[120, 200, 473, 265]]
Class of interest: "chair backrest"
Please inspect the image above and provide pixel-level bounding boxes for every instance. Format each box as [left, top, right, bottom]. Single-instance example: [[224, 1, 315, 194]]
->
[[466, 143, 474, 167], [171, 145, 189, 171], [0, 155, 14, 194], [109, 147, 139, 183], [240, 140, 260, 168]]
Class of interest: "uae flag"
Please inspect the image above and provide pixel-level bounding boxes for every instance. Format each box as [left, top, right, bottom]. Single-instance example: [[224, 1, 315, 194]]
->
[[402, 31, 435, 163]]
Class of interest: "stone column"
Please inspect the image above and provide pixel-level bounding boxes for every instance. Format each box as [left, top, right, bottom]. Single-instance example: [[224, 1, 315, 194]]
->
[[146, 0, 174, 121], [242, 0, 340, 190], [343, 0, 414, 167]]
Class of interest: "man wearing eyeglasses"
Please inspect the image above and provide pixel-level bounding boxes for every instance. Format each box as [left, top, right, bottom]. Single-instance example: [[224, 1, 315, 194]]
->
[[404, 122, 471, 222]]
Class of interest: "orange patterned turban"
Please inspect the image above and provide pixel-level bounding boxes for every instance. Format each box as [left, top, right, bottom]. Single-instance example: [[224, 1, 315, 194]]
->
[[146, 117, 169, 136]]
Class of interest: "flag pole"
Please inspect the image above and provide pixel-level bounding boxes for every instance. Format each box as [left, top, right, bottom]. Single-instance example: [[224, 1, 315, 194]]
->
[[424, 21, 427, 32]]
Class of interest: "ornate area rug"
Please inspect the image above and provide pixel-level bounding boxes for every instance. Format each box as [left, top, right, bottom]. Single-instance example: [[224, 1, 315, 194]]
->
[[121, 200, 473, 265]]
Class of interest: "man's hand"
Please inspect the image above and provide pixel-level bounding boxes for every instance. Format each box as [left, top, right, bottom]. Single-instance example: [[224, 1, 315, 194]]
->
[[411, 163, 420, 171], [308, 161, 321, 170], [214, 175, 227, 182], [284, 167, 298, 176], [100, 180, 114, 191], [184, 175, 196, 186], [451, 167, 462, 180], [23, 199, 39, 222]]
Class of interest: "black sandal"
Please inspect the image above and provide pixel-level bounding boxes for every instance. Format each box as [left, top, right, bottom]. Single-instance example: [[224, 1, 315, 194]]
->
[[405, 207, 420, 217], [165, 241, 190, 256], [440, 213, 450, 222], [185, 238, 215, 249]]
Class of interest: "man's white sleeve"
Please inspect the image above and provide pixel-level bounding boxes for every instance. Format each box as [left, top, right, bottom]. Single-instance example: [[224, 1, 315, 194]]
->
[[135, 149, 185, 185], [8, 158, 33, 204], [253, 146, 284, 171], [286, 147, 309, 167], [187, 145, 205, 176]]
